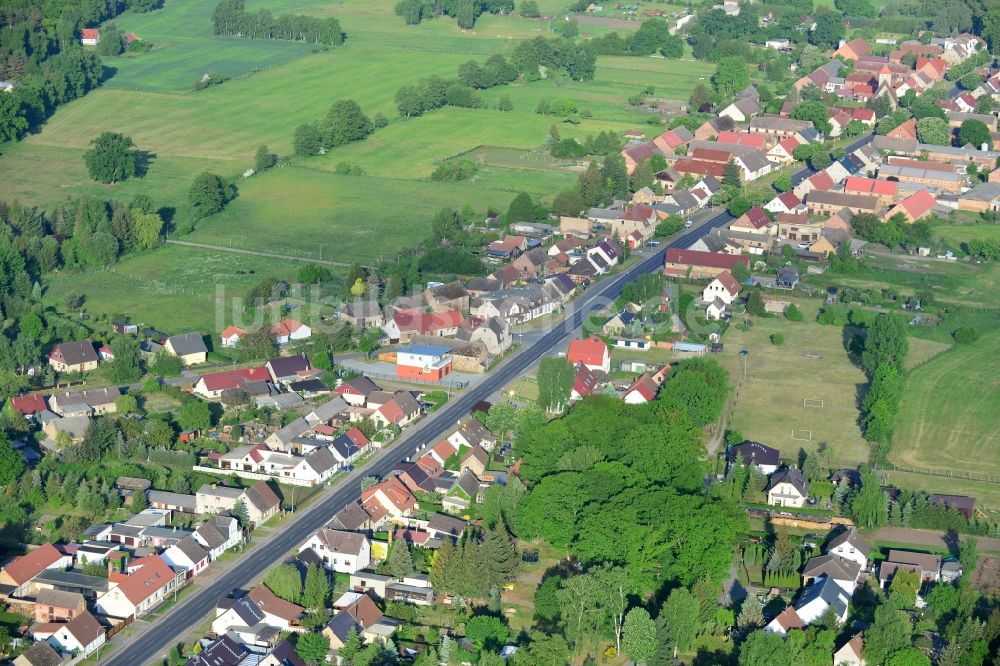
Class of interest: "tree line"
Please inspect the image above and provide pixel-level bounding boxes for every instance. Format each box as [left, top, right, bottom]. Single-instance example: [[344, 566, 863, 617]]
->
[[588, 18, 684, 57], [394, 0, 512, 29], [211, 0, 345, 45]]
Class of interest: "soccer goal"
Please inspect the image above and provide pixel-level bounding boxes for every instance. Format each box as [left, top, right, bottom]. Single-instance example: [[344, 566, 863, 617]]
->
[[803, 398, 824, 407], [791, 430, 813, 441]]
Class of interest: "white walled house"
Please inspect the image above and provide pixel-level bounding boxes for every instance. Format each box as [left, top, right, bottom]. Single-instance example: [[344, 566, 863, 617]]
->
[[702, 270, 741, 306], [161, 537, 210, 578], [827, 529, 871, 570], [94, 556, 180, 619], [46, 611, 105, 658], [766, 467, 809, 508], [299, 528, 371, 574]]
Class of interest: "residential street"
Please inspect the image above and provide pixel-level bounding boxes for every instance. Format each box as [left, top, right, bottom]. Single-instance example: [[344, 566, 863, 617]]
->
[[100, 210, 736, 666]]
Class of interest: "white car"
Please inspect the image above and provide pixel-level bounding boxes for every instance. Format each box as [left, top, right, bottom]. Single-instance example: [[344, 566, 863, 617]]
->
[[684, 220, 694, 228]]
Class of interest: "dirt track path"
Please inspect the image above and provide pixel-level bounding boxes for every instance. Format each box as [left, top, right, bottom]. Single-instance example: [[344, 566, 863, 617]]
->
[[166, 239, 352, 267], [874, 527, 1000, 553]]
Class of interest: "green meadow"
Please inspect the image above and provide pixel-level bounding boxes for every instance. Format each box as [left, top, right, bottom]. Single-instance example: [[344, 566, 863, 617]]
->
[[42, 244, 307, 334], [0, 0, 714, 303]]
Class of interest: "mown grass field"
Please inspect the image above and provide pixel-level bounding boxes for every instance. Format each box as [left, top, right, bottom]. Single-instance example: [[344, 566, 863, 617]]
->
[[717, 298, 873, 467], [42, 244, 309, 334], [184, 166, 550, 260], [891, 331, 1000, 485]]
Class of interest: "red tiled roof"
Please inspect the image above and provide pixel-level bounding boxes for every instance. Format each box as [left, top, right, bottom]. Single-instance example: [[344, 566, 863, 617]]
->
[[116, 556, 174, 605], [845, 177, 898, 196], [393, 310, 464, 334], [737, 206, 770, 229], [80, 28, 100, 40], [895, 189, 937, 220], [674, 159, 727, 177], [690, 148, 732, 163], [361, 477, 416, 513], [10, 394, 47, 415], [665, 248, 750, 270], [625, 374, 658, 401], [808, 171, 835, 192], [572, 364, 597, 397], [776, 192, 801, 208], [716, 132, 766, 149], [713, 270, 742, 296], [199, 366, 269, 392], [220, 325, 245, 339], [344, 427, 369, 447], [431, 439, 457, 462], [567, 337, 608, 368], [376, 400, 405, 424], [271, 318, 308, 338], [2, 543, 64, 585]]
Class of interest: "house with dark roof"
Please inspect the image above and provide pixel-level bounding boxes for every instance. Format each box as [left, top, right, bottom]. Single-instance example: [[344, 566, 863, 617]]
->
[[164, 333, 207, 366], [13, 640, 63, 666], [930, 494, 976, 519], [48, 340, 99, 374], [802, 555, 862, 594], [727, 441, 780, 475], [826, 528, 871, 569], [185, 635, 249, 666], [766, 467, 810, 508], [793, 575, 851, 625], [161, 537, 210, 578], [299, 528, 371, 574], [46, 610, 106, 657], [265, 354, 314, 384]]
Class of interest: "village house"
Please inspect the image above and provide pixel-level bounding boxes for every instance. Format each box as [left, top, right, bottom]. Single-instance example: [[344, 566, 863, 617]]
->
[[664, 248, 750, 280], [571, 363, 598, 402], [382, 310, 464, 344], [879, 550, 941, 588], [265, 354, 313, 385], [718, 96, 762, 123], [7, 394, 48, 420], [766, 467, 809, 508], [164, 333, 207, 366], [727, 441, 780, 475], [832, 634, 866, 666], [271, 319, 311, 346], [567, 337, 610, 373], [395, 344, 453, 383], [827, 529, 871, 570], [299, 528, 371, 573], [0, 543, 74, 599], [34, 589, 86, 623], [879, 162, 964, 194], [801, 555, 862, 594], [623, 373, 659, 404], [80, 28, 100, 45], [793, 575, 850, 625], [44, 610, 105, 658], [748, 116, 816, 146], [764, 192, 804, 215], [883, 189, 938, 223], [94, 555, 182, 619], [161, 537, 211, 578], [48, 341, 99, 374], [361, 476, 417, 521], [424, 282, 470, 312], [193, 516, 241, 560], [701, 271, 741, 320], [220, 326, 245, 348], [806, 191, 882, 217], [193, 367, 271, 399], [49, 388, 120, 417], [341, 301, 385, 330]]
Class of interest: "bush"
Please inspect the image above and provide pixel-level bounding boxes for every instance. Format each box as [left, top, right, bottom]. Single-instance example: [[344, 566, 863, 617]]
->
[[770, 333, 784, 345], [952, 326, 979, 344], [431, 160, 478, 181], [785, 304, 803, 322]]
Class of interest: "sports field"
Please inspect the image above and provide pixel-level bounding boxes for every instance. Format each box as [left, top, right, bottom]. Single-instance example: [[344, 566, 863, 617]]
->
[[718, 298, 950, 468], [891, 331, 1000, 483], [718, 299, 872, 467]]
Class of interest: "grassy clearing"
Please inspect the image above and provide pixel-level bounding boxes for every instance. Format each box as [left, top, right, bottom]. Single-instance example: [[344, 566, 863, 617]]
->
[[42, 244, 307, 334], [891, 331, 1000, 482], [717, 298, 871, 467], [185, 166, 526, 260], [104, 0, 315, 91]]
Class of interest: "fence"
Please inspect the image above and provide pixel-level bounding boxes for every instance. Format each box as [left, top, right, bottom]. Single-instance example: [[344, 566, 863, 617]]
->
[[192, 465, 317, 488], [880, 463, 1000, 485]]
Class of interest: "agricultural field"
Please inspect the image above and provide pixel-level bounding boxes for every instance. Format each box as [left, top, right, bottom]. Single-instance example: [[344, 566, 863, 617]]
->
[[184, 166, 544, 260], [890, 331, 1000, 504], [41, 244, 313, 335], [717, 298, 873, 468]]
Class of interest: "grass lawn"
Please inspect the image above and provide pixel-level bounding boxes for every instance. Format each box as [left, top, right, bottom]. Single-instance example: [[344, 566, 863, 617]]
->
[[717, 298, 871, 467], [890, 331, 1000, 498], [42, 244, 307, 334]]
